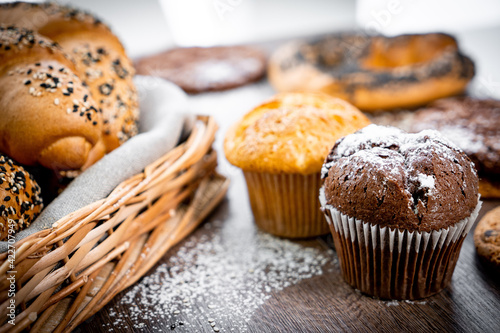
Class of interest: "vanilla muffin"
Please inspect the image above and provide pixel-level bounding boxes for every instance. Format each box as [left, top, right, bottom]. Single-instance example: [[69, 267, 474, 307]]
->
[[225, 92, 370, 238], [320, 125, 481, 299]]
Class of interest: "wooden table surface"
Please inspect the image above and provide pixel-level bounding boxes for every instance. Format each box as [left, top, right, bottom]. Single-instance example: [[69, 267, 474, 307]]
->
[[78, 34, 500, 333]]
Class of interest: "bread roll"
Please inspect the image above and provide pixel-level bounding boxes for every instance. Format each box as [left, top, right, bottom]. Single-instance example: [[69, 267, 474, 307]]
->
[[0, 2, 139, 153], [0, 153, 43, 241], [0, 26, 103, 171]]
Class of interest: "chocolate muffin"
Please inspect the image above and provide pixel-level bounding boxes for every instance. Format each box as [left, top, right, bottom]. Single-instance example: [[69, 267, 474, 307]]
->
[[319, 124, 481, 299], [410, 97, 500, 198]]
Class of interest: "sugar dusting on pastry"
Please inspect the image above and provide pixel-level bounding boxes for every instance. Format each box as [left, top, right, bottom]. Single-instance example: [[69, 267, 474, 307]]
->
[[322, 124, 479, 232]]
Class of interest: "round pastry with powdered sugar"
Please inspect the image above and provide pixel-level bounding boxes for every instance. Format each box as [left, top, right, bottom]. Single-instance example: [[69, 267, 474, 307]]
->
[[410, 97, 500, 199], [135, 46, 266, 93], [320, 124, 481, 300]]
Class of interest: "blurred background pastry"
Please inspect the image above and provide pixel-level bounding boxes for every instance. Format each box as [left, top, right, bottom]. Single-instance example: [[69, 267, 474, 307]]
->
[[410, 97, 500, 198], [136, 45, 267, 93], [269, 32, 474, 111], [474, 205, 500, 270]]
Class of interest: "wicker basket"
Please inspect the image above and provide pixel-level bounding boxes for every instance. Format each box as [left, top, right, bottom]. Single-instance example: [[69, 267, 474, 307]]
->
[[0, 115, 229, 332]]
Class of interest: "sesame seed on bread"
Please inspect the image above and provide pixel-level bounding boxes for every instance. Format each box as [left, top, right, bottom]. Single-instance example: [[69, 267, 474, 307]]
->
[[0, 153, 43, 241]]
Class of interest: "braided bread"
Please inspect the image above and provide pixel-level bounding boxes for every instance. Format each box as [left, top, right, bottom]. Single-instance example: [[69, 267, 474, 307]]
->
[[0, 26, 103, 170], [0, 1, 139, 154]]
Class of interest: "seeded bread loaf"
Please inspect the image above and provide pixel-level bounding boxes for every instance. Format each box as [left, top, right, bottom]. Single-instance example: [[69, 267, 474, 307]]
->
[[0, 26, 103, 171], [0, 1, 139, 153], [0, 153, 43, 241]]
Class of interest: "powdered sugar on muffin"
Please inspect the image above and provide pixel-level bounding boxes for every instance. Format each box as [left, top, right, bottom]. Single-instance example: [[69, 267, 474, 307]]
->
[[322, 124, 479, 232]]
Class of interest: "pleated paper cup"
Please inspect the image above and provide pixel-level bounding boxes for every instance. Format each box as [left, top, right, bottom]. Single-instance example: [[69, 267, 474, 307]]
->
[[243, 171, 330, 238], [319, 187, 481, 300]]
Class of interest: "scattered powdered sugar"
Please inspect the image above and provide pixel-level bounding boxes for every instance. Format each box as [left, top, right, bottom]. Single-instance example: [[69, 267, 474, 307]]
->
[[382, 300, 400, 307], [195, 61, 239, 83], [404, 300, 427, 305], [378, 299, 427, 307], [105, 221, 330, 331], [194, 58, 262, 84], [321, 125, 397, 178], [409, 129, 461, 152], [417, 174, 435, 190], [322, 124, 468, 181], [351, 148, 404, 179], [329, 124, 405, 160], [332, 125, 460, 161]]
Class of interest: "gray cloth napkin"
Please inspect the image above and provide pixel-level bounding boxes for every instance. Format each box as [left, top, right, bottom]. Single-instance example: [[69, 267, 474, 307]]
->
[[0, 76, 192, 253]]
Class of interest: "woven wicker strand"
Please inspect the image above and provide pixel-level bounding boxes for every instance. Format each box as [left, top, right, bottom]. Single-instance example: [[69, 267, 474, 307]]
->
[[0, 116, 229, 332]]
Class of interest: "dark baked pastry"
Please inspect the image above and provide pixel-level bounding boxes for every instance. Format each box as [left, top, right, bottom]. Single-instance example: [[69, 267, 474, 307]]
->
[[474, 206, 500, 269], [320, 124, 481, 299], [269, 32, 474, 111], [0, 153, 43, 241], [135, 45, 266, 93], [322, 125, 479, 232], [410, 97, 500, 198]]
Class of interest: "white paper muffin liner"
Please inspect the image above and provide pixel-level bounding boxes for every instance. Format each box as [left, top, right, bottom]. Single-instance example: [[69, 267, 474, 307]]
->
[[243, 172, 330, 238], [319, 187, 481, 299]]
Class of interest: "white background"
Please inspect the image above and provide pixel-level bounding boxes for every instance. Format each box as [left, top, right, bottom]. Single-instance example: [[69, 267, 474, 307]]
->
[[2, 0, 500, 97]]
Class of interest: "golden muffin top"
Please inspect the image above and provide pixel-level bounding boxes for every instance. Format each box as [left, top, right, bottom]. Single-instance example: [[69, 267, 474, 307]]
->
[[224, 92, 370, 174]]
